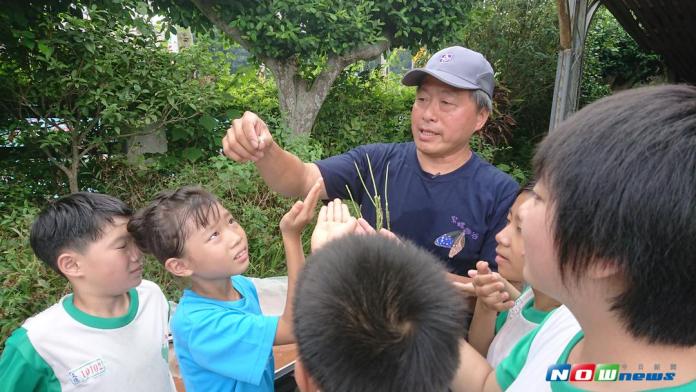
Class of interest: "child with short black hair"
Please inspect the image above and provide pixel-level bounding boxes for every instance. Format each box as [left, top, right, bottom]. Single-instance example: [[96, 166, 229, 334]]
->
[[292, 199, 468, 392], [465, 182, 560, 366], [451, 84, 696, 391], [128, 182, 322, 391], [0, 193, 174, 392]]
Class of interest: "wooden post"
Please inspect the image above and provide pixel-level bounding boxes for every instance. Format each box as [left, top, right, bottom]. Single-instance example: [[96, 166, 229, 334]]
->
[[549, 0, 600, 132]]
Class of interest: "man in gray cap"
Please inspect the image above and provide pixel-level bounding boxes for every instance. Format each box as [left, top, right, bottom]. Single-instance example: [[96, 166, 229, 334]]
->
[[222, 46, 517, 282]]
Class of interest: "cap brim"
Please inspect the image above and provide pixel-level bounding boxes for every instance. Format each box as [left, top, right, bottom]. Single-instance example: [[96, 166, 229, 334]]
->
[[401, 68, 481, 91]]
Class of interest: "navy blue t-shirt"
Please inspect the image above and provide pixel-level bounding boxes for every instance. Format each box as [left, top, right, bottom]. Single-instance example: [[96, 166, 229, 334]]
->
[[316, 142, 518, 275]]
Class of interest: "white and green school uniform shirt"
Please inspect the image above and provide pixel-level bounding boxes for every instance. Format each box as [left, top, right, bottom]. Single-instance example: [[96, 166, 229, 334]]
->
[[495, 305, 696, 391], [487, 286, 551, 367], [0, 280, 175, 392]]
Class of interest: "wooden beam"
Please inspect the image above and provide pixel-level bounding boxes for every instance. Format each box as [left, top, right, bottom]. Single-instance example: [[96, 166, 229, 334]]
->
[[557, 0, 572, 49]]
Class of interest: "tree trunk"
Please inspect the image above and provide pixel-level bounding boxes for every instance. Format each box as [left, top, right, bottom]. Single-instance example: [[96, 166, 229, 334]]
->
[[68, 164, 79, 193], [190, 0, 390, 135], [266, 59, 342, 136], [69, 138, 80, 193], [266, 43, 389, 135]]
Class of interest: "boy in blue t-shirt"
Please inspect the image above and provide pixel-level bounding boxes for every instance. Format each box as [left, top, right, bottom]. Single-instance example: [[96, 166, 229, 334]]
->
[[450, 85, 696, 391], [128, 181, 323, 392]]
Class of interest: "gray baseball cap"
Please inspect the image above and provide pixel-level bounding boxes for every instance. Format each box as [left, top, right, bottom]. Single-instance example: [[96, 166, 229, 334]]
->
[[402, 46, 494, 98]]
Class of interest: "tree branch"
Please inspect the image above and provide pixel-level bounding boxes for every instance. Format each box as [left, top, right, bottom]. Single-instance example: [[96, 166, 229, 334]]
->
[[336, 39, 390, 68], [41, 147, 71, 179], [189, 0, 253, 52]]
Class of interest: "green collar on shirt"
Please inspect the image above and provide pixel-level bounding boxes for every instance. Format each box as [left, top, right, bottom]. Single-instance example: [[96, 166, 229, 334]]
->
[[62, 288, 138, 329]]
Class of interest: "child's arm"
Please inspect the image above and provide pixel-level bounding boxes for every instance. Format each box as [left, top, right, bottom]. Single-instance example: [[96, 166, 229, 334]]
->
[[0, 329, 58, 392], [468, 299, 499, 357], [467, 261, 516, 356], [450, 339, 502, 392], [274, 180, 323, 345]]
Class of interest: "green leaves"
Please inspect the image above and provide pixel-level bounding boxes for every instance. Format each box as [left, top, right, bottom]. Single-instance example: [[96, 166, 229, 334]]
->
[[188, 0, 470, 75], [198, 114, 218, 132], [0, 1, 233, 191], [37, 41, 53, 59]]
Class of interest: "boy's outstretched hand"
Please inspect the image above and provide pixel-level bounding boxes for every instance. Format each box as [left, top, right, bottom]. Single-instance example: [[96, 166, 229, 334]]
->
[[354, 218, 400, 241], [311, 199, 357, 252], [280, 179, 323, 236], [466, 261, 517, 312]]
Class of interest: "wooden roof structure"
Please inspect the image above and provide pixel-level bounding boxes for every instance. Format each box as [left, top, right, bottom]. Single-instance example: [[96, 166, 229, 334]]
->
[[601, 0, 696, 84], [549, 0, 696, 131]]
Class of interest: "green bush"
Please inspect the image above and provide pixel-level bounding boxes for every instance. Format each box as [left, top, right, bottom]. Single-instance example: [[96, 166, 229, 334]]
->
[[581, 7, 664, 105], [312, 67, 414, 157]]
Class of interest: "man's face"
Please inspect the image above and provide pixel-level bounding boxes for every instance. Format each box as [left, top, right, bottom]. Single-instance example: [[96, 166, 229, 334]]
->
[[410, 75, 489, 160]]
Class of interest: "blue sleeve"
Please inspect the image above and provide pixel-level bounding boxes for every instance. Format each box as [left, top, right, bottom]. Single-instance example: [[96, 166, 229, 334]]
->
[[480, 178, 518, 268], [186, 308, 279, 385], [315, 144, 388, 203], [232, 275, 260, 303]]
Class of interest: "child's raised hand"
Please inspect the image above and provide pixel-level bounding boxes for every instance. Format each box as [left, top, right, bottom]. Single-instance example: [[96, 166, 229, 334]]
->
[[311, 199, 357, 252], [355, 218, 400, 242], [469, 261, 516, 312], [279, 180, 323, 236]]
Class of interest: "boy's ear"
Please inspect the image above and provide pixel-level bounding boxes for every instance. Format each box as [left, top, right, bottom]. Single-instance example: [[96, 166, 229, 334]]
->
[[294, 359, 319, 392], [56, 251, 82, 278], [587, 258, 620, 280], [164, 257, 193, 277]]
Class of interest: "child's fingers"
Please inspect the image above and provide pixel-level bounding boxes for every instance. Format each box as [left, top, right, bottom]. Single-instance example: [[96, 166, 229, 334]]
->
[[476, 281, 505, 297], [467, 269, 479, 279], [317, 205, 328, 223], [473, 272, 500, 287], [476, 261, 491, 275], [302, 180, 323, 212], [287, 200, 303, 217], [481, 291, 507, 307], [357, 218, 376, 234], [487, 297, 515, 312], [332, 199, 343, 222], [341, 203, 352, 222], [378, 228, 398, 241], [326, 200, 335, 222], [280, 200, 303, 226]]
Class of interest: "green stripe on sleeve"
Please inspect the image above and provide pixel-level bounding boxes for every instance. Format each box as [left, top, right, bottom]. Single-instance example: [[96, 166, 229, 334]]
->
[[495, 322, 542, 390], [0, 328, 61, 392]]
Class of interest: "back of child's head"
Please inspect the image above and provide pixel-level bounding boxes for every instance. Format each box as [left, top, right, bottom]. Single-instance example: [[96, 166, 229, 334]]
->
[[127, 186, 220, 263], [533, 84, 696, 345], [293, 235, 466, 392], [30, 192, 132, 274]]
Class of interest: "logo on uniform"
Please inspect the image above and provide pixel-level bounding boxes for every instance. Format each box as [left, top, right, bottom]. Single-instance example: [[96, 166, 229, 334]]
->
[[440, 53, 453, 63], [68, 358, 106, 385], [434, 216, 480, 258]]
